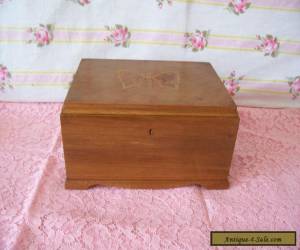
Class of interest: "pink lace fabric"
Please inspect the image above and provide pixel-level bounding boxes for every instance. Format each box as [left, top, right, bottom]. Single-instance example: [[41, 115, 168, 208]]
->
[[0, 103, 299, 250]]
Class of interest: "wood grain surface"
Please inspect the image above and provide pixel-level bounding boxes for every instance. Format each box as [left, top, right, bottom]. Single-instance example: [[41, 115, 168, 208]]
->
[[61, 59, 239, 189]]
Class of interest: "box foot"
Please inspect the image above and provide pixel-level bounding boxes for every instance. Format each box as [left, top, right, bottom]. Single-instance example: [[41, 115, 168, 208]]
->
[[65, 179, 229, 190]]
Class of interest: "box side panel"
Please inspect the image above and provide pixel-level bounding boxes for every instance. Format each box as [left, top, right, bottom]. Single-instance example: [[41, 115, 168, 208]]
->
[[61, 114, 239, 181]]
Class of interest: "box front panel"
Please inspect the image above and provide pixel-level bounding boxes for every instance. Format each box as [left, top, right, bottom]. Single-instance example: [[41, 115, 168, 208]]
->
[[61, 115, 239, 181]]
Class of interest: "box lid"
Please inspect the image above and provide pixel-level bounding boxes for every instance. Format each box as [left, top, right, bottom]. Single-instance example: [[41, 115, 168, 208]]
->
[[62, 59, 238, 117]]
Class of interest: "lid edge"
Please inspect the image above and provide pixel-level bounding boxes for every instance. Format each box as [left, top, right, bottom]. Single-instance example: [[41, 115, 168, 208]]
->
[[61, 103, 238, 117]]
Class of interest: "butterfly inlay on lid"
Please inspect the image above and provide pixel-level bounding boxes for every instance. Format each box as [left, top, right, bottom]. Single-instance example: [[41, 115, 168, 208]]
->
[[117, 70, 180, 90]]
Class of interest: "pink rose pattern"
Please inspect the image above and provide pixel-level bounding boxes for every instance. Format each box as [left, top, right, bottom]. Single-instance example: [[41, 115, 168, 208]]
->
[[228, 0, 251, 15], [73, 0, 91, 6], [255, 34, 280, 57], [27, 24, 54, 47], [105, 24, 131, 48], [67, 0, 90, 5], [157, 0, 172, 8], [77, 0, 90, 6], [288, 76, 300, 100], [0, 64, 12, 92], [184, 30, 209, 52], [223, 71, 244, 96]]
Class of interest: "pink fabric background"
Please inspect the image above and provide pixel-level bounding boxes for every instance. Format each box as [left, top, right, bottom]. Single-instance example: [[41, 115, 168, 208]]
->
[[0, 103, 300, 249]]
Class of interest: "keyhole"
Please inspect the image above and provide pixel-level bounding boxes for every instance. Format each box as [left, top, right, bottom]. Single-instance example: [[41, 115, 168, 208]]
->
[[149, 129, 153, 136]]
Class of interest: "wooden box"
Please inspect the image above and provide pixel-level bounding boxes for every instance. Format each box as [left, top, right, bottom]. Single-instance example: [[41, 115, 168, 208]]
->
[[61, 59, 239, 190]]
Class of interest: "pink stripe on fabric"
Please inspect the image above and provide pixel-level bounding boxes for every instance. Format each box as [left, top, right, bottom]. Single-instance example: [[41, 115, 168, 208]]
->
[[198, 0, 228, 4], [125, 33, 300, 53], [194, 0, 300, 9], [0, 30, 31, 40], [208, 38, 257, 49], [53, 31, 108, 41], [252, 0, 300, 9], [279, 42, 300, 52], [11, 74, 73, 84], [210, 38, 300, 53], [234, 92, 288, 105], [241, 81, 289, 91], [132, 32, 185, 43]]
